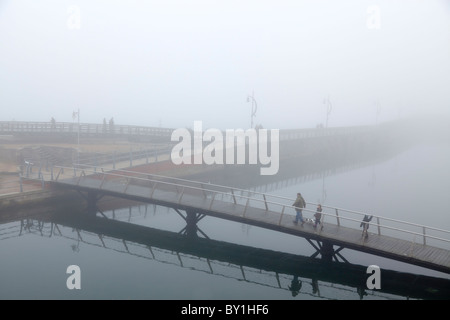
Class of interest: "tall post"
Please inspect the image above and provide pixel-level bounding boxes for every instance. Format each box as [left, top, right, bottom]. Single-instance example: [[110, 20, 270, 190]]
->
[[76, 108, 80, 165], [77, 108, 80, 152], [321, 241, 334, 262], [324, 95, 332, 128], [73, 109, 80, 165], [247, 91, 257, 129], [185, 210, 199, 239], [129, 148, 133, 167]]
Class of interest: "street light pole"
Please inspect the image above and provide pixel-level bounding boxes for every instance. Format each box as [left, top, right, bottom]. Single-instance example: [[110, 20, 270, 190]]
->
[[247, 91, 257, 129], [323, 95, 332, 128], [72, 108, 80, 165], [77, 108, 80, 149]]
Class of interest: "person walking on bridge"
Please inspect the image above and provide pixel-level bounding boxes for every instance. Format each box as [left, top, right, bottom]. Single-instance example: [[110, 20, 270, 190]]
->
[[314, 204, 323, 230], [293, 192, 306, 226], [360, 215, 373, 239]]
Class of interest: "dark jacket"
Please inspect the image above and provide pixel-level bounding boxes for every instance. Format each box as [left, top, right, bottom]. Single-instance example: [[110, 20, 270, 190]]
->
[[314, 206, 322, 220], [293, 195, 306, 209], [360, 215, 373, 229]]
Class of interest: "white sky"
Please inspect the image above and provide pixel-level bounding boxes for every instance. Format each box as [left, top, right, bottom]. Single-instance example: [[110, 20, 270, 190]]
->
[[1, 0, 449, 130]]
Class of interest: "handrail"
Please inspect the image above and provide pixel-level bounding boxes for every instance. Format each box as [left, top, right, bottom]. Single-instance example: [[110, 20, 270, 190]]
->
[[48, 165, 450, 247], [0, 121, 378, 142], [260, 194, 450, 235], [73, 146, 173, 168], [0, 121, 174, 136], [60, 164, 450, 237]]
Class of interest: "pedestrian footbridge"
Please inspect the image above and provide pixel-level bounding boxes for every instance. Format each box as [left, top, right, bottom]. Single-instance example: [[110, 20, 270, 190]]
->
[[33, 164, 450, 275]]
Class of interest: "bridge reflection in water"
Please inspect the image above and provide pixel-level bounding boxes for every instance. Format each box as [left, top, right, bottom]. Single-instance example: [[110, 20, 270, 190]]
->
[[2, 204, 449, 300], [15, 124, 450, 276]]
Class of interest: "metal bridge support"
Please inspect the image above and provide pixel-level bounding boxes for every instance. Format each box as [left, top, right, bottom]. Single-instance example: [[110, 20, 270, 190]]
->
[[176, 209, 209, 240], [76, 190, 106, 217], [185, 210, 198, 239], [320, 241, 334, 262], [306, 239, 348, 263]]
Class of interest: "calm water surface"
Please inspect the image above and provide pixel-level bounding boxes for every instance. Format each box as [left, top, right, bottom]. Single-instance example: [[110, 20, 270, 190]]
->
[[1, 141, 449, 300]]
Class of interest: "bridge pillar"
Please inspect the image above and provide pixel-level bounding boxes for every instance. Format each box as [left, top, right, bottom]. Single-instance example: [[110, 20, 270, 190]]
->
[[175, 209, 209, 239], [185, 210, 198, 239], [86, 191, 98, 216], [320, 241, 334, 262]]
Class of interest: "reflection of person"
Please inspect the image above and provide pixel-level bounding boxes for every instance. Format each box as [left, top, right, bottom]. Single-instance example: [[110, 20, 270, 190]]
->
[[288, 275, 302, 297], [360, 215, 373, 239], [314, 204, 323, 229], [357, 286, 368, 300], [292, 193, 306, 226], [312, 278, 320, 296]]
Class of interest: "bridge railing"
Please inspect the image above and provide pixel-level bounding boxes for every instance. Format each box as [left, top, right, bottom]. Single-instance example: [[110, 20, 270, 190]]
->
[[0, 121, 173, 137], [47, 165, 450, 250], [74, 145, 173, 170], [1, 121, 379, 141], [0, 173, 46, 195]]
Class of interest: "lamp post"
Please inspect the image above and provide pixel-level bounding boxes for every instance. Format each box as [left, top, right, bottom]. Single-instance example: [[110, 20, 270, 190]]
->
[[247, 91, 257, 129], [72, 109, 80, 164], [321, 174, 327, 204], [323, 95, 332, 128]]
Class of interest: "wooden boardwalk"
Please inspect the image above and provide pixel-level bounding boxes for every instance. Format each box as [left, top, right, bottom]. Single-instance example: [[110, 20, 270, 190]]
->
[[50, 169, 450, 275]]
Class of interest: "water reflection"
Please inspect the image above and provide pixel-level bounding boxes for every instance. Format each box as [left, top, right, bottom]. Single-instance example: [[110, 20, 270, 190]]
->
[[3, 208, 449, 300], [2, 120, 449, 300], [288, 275, 302, 297]]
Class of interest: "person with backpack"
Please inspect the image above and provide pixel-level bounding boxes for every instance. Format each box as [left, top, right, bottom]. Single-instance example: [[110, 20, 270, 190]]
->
[[360, 215, 373, 238]]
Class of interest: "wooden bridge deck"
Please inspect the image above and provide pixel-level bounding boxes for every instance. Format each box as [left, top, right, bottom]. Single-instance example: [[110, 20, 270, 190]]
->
[[52, 175, 450, 274]]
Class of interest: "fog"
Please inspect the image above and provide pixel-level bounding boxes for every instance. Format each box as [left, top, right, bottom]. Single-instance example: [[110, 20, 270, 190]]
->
[[1, 0, 449, 130]]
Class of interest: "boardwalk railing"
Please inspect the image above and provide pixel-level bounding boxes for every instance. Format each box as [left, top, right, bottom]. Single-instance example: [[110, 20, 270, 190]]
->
[[0, 121, 173, 138], [0, 121, 378, 141], [43, 165, 450, 251], [75, 145, 173, 169], [0, 172, 46, 195]]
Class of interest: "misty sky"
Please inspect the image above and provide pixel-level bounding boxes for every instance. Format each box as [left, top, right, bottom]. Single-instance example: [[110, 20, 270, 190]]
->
[[1, 0, 449, 130]]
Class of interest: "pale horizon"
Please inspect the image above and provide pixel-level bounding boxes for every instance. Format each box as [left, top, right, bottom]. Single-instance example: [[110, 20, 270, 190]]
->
[[1, 0, 449, 130]]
